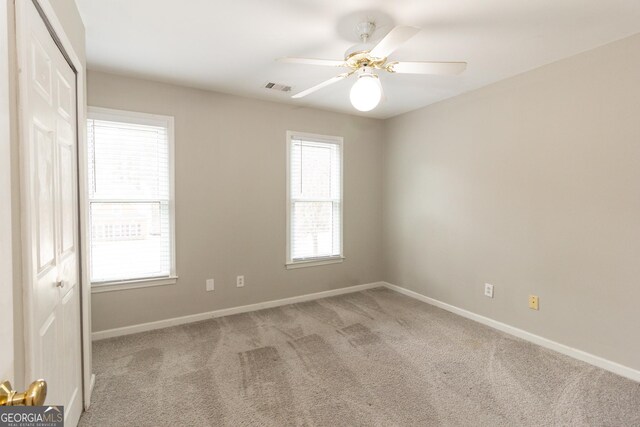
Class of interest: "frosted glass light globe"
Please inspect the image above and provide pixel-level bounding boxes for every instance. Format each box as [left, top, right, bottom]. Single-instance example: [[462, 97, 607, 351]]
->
[[350, 73, 382, 112]]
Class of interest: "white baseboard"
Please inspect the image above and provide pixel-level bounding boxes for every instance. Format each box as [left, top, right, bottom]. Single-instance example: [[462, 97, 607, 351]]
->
[[92, 282, 384, 341], [382, 282, 640, 383]]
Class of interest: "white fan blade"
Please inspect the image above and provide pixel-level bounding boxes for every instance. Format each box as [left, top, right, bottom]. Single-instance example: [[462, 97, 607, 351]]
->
[[369, 26, 420, 59], [387, 61, 467, 75], [292, 72, 352, 99], [278, 57, 347, 67]]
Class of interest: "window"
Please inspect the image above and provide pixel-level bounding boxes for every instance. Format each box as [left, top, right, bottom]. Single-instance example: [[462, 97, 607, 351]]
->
[[87, 107, 175, 289], [286, 131, 343, 268]]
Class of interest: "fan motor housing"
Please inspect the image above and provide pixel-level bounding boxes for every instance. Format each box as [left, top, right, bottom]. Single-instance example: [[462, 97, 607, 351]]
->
[[345, 50, 387, 70]]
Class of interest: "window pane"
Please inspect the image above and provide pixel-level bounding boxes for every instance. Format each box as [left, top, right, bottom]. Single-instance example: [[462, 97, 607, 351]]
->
[[290, 140, 340, 199], [90, 201, 170, 282], [88, 113, 173, 284], [291, 201, 340, 260], [88, 119, 169, 200], [288, 134, 342, 263]]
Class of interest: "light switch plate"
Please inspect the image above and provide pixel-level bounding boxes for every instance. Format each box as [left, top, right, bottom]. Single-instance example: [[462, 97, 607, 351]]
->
[[206, 279, 214, 292]]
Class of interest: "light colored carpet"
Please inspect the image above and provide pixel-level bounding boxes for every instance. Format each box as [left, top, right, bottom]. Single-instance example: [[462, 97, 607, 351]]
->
[[80, 288, 640, 426]]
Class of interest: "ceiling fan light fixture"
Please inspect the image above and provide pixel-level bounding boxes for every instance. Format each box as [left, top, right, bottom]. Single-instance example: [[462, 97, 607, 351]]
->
[[350, 68, 383, 112], [280, 24, 466, 110]]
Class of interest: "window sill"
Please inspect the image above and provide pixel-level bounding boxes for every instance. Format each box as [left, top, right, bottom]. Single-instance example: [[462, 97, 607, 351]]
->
[[286, 257, 345, 270], [91, 276, 178, 293]]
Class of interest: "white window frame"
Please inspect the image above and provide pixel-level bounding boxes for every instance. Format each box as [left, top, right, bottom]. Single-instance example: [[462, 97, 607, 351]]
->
[[87, 106, 177, 292], [286, 130, 344, 269]]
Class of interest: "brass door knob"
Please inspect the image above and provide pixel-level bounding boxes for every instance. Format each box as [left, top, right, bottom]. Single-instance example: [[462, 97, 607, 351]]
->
[[0, 380, 47, 406]]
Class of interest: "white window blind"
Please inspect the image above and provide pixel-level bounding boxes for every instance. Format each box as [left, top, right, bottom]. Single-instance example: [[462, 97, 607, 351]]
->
[[87, 109, 174, 284], [287, 132, 343, 266]]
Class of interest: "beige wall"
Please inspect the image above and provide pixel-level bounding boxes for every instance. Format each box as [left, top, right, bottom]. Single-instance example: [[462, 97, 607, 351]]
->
[[88, 70, 385, 332], [383, 33, 640, 371]]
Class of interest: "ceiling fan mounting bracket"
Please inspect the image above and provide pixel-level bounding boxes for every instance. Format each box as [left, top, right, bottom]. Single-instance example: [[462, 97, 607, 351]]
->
[[356, 21, 376, 43]]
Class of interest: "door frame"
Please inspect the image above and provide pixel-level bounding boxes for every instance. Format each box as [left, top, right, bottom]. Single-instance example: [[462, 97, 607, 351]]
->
[[0, 0, 15, 385], [15, 0, 93, 409]]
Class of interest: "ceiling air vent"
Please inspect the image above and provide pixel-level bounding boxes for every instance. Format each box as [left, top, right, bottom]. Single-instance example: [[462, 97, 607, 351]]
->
[[264, 82, 291, 92]]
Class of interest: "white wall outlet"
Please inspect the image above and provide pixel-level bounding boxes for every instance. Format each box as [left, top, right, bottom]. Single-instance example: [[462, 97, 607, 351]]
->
[[484, 283, 494, 298], [236, 275, 245, 288], [206, 278, 214, 292]]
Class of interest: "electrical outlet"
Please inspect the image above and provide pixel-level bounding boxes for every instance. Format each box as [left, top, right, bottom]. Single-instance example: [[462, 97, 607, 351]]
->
[[236, 275, 245, 288], [528, 295, 539, 310], [484, 283, 494, 298], [206, 279, 214, 292]]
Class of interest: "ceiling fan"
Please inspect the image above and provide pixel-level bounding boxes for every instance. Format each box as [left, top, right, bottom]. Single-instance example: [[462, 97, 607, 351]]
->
[[278, 22, 467, 112]]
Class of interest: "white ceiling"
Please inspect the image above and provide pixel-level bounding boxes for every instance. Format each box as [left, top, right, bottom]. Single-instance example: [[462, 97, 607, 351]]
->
[[76, 0, 640, 119]]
